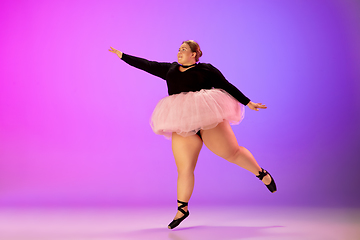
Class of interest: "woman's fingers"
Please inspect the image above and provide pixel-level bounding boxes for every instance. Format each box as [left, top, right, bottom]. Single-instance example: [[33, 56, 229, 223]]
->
[[108, 47, 122, 59], [250, 102, 267, 111], [257, 103, 267, 109], [108, 46, 117, 52]]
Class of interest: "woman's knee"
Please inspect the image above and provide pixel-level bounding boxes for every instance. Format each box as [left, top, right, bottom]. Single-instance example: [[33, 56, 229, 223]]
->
[[224, 146, 243, 163], [177, 167, 195, 175]]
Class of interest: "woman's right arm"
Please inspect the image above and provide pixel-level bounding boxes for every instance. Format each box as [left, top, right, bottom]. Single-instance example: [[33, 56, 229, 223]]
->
[[109, 46, 172, 80]]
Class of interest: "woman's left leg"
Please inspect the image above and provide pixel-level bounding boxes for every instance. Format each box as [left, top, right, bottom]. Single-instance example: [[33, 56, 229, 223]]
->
[[200, 120, 272, 185]]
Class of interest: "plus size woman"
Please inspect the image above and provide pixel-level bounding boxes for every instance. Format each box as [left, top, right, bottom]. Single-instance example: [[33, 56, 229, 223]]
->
[[108, 40, 276, 229]]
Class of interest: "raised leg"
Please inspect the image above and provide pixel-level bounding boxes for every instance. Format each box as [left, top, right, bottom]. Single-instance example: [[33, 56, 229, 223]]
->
[[200, 120, 272, 185]]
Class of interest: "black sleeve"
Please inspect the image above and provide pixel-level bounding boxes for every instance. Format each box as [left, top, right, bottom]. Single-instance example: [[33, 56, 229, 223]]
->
[[121, 53, 172, 80], [208, 64, 251, 106]]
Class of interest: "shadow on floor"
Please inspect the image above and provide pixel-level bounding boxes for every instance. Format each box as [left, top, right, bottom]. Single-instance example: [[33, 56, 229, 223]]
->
[[117, 225, 295, 240]]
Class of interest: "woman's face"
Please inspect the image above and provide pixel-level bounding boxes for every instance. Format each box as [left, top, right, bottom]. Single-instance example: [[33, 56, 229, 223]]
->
[[177, 43, 196, 65]]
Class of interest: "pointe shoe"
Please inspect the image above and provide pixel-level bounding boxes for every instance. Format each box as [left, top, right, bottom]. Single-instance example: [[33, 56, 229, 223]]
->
[[168, 200, 190, 229], [256, 168, 277, 193]]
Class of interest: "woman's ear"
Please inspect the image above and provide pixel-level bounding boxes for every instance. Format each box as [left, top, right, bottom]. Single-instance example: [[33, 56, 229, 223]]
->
[[191, 52, 196, 58]]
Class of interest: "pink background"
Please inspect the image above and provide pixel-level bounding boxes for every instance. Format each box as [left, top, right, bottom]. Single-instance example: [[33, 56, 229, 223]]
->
[[1, 0, 359, 207]]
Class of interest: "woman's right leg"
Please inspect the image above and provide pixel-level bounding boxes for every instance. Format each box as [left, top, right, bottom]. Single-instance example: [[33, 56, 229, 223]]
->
[[171, 132, 203, 220]]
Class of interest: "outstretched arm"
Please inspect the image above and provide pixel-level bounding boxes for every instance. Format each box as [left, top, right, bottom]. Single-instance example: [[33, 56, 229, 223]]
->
[[208, 64, 267, 111], [108, 46, 172, 80]]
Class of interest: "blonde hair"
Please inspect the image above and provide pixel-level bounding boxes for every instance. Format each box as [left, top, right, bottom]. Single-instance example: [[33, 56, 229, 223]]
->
[[182, 40, 203, 62]]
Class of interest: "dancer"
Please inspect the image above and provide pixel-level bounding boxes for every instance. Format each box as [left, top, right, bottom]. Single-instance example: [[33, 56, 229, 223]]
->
[[108, 40, 276, 229]]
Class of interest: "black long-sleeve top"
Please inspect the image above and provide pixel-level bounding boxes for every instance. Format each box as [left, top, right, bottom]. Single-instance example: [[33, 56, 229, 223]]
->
[[121, 53, 251, 106]]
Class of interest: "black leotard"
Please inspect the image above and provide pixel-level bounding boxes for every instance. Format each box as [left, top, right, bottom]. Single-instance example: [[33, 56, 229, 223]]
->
[[121, 53, 251, 106]]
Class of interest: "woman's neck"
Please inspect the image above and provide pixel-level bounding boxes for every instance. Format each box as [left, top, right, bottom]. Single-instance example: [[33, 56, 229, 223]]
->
[[181, 63, 196, 68], [180, 60, 196, 66], [179, 64, 196, 72]]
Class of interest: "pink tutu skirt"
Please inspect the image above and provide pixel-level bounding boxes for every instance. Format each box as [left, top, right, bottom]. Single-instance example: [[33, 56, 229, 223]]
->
[[150, 88, 245, 140]]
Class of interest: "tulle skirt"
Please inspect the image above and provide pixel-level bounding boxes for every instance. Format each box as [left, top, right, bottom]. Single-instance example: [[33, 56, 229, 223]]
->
[[150, 88, 245, 140]]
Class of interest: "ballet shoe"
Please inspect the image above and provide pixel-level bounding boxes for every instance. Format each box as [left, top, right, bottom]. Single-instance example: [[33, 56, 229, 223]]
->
[[256, 168, 277, 193], [168, 199, 189, 229]]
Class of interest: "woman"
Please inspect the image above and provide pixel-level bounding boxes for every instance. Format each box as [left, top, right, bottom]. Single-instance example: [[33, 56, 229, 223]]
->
[[108, 40, 276, 229]]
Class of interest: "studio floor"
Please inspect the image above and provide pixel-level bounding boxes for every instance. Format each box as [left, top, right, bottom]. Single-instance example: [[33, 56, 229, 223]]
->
[[0, 205, 359, 240]]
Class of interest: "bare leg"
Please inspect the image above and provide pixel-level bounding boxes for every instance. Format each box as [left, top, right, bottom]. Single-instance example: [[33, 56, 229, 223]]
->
[[200, 120, 272, 185], [171, 132, 203, 219]]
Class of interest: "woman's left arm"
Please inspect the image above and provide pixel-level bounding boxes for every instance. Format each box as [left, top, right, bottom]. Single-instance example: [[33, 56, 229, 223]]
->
[[208, 64, 267, 110]]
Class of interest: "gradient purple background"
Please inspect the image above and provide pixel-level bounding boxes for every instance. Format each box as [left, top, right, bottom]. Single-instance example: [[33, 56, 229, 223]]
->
[[1, 0, 359, 208]]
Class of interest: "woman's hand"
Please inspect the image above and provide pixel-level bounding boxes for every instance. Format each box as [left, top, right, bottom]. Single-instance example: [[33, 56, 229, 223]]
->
[[247, 101, 267, 111], [108, 46, 123, 59]]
